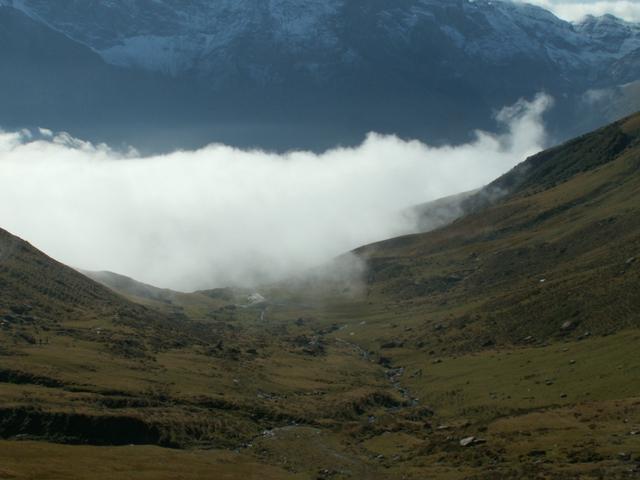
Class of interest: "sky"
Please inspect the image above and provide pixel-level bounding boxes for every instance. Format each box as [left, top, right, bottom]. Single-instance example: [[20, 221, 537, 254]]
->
[[518, 0, 640, 22], [0, 95, 552, 291]]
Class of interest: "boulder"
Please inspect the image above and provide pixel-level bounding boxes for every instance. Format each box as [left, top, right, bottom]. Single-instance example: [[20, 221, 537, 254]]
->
[[460, 436, 475, 447], [561, 321, 575, 331]]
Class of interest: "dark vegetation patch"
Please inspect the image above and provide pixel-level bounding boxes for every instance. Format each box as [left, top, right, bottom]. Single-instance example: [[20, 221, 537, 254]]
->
[[0, 407, 169, 447], [0, 369, 65, 388]]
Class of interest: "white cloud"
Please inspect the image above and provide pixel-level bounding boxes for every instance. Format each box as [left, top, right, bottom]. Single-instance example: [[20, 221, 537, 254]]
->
[[519, 1, 640, 22], [0, 94, 551, 291]]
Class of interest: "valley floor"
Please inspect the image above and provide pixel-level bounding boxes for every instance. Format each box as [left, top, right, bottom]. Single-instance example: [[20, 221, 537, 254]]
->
[[1, 294, 638, 479]]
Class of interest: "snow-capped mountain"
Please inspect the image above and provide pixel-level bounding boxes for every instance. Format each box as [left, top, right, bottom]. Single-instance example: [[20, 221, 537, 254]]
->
[[1, 0, 639, 152], [4, 0, 639, 84]]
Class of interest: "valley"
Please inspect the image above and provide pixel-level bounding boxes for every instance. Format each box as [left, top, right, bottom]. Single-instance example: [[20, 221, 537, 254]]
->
[[1, 114, 639, 478]]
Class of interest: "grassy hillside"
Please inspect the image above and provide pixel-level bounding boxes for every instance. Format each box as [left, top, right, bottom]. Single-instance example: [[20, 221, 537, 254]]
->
[[353, 113, 640, 351], [0, 228, 404, 477], [1, 114, 640, 478]]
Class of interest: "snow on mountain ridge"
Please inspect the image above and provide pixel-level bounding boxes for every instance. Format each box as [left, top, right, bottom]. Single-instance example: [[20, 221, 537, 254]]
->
[[576, 14, 640, 57], [3, 0, 639, 85]]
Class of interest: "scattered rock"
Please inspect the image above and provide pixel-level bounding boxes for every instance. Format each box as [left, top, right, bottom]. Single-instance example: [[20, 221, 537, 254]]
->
[[317, 468, 338, 479], [569, 360, 576, 365], [460, 436, 476, 447], [293, 335, 326, 356], [460, 436, 485, 447], [561, 321, 576, 331], [256, 391, 277, 400], [560, 393, 568, 398], [618, 452, 632, 461], [386, 367, 405, 383]]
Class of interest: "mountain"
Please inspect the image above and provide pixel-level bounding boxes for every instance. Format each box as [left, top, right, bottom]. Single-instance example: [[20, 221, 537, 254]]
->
[[1, 0, 639, 151], [0, 227, 149, 330], [2, 113, 639, 478], [81, 270, 181, 306], [8, 1, 640, 86], [0, 227, 217, 355], [0, 6, 212, 152]]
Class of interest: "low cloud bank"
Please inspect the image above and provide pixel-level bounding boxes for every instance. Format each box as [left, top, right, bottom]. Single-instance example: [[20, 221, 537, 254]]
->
[[519, 0, 640, 22], [0, 94, 551, 291]]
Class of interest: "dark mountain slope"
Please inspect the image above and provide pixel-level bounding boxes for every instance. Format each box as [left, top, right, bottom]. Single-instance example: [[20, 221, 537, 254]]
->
[[0, 6, 197, 151], [0, 227, 211, 351], [1, 228, 144, 325], [80, 270, 178, 305], [483, 114, 638, 197], [2, 2, 640, 151], [81, 269, 242, 320]]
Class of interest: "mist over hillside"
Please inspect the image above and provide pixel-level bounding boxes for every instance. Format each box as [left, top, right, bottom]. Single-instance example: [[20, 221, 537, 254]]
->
[[0, 95, 550, 290]]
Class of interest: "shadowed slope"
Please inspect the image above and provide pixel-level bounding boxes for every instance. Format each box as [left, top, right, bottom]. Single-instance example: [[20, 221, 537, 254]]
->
[[0, 228, 146, 324]]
